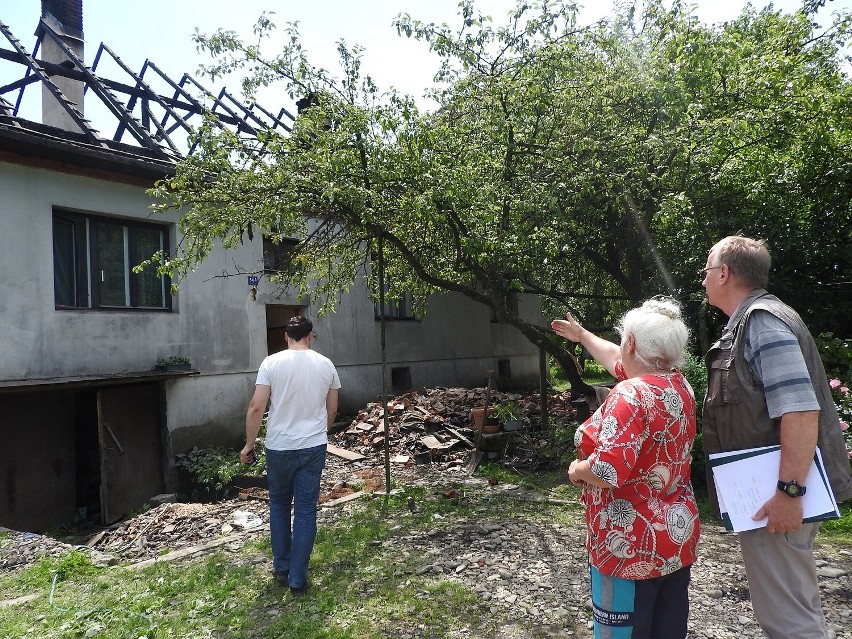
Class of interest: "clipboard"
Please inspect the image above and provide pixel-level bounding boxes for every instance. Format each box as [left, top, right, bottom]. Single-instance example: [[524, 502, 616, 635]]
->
[[709, 445, 840, 532]]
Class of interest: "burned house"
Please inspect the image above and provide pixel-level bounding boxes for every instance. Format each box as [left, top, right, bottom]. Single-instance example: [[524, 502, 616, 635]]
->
[[0, 1, 542, 532]]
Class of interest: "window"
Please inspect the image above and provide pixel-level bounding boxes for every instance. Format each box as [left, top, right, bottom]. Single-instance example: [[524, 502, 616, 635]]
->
[[263, 236, 300, 274], [391, 367, 412, 391], [52, 210, 171, 310], [374, 288, 416, 320]]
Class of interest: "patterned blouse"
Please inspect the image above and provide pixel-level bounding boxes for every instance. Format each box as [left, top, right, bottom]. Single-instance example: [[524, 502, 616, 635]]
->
[[575, 362, 700, 579]]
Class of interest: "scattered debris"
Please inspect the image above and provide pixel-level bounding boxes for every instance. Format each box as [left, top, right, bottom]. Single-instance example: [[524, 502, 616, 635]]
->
[[331, 386, 579, 470], [0, 387, 580, 574]]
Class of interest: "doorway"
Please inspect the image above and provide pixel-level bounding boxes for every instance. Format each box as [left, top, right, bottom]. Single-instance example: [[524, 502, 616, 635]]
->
[[265, 305, 303, 354], [0, 382, 165, 531]]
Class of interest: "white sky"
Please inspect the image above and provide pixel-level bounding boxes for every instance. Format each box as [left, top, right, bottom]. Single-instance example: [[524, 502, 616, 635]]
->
[[1, 0, 850, 123]]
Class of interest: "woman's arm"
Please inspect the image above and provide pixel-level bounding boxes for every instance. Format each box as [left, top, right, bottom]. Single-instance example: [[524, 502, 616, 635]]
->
[[551, 312, 621, 377], [568, 458, 617, 489]]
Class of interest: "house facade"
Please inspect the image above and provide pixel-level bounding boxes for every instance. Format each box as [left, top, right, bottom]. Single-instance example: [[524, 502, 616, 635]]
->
[[0, 2, 542, 532]]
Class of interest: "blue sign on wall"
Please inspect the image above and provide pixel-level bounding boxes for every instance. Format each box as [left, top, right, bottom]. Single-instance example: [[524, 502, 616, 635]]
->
[[247, 276, 259, 286]]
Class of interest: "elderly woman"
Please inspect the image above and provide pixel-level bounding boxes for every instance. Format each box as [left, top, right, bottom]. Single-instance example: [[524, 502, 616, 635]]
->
[[552, 298, 700, 639]]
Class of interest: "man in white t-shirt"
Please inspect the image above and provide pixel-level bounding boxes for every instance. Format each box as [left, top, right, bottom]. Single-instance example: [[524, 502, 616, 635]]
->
[[240, 316, 341, 595]]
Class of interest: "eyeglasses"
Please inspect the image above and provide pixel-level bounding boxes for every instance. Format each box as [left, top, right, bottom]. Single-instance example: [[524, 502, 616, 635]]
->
[[698, 265, 723, 277]]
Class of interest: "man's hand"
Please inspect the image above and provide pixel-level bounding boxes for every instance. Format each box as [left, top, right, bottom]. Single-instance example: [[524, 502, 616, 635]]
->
[[753, 492, 804, 533], [239, 444, 256, 465]]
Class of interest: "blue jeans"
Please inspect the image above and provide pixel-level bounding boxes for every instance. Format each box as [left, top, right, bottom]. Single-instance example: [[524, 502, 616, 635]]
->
[[265, 444, 326, 589]]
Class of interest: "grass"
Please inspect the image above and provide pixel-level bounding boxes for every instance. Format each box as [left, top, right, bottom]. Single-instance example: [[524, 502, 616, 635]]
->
[[2, 465, 850, 639], [549, 358, 614, 392], [0, 478, 583, 639]]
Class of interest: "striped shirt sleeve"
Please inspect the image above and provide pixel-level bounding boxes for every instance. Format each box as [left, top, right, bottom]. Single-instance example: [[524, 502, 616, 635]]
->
[[742, 310, 819, 419]]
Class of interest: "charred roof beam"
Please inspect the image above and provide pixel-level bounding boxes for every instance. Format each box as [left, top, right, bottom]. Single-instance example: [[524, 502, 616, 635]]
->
[[38, 18, 170, 160]]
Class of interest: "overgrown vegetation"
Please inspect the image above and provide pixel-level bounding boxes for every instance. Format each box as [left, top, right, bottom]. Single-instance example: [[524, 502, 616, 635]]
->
[[176, 443, 266, 501]]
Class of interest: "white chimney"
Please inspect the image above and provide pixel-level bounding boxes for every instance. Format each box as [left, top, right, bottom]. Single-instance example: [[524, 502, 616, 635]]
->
[[40, 0, 85, 131]]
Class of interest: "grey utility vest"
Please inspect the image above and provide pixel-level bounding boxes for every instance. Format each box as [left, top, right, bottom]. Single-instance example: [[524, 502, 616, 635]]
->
[[703, 289, 852, 514]]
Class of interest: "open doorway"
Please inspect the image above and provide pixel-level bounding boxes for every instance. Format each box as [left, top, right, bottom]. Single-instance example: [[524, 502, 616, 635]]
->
[[0, 383, 164, 530], [265, 305, 304, 354]]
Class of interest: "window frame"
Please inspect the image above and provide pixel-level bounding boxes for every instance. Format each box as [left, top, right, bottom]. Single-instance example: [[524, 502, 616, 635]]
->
[[52, 209, 172, 311], [374, 289, 417, 321]]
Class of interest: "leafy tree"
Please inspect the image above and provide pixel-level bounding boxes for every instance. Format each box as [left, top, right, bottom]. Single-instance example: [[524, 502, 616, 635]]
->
[[149, 0, 852, 399]]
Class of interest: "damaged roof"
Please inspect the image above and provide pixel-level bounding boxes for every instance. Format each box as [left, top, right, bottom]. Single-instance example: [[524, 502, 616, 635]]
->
[[0, 15, 294, 180]]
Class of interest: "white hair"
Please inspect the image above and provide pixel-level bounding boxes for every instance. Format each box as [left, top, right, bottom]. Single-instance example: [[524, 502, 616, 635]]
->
[[616, 298, 689, 371]]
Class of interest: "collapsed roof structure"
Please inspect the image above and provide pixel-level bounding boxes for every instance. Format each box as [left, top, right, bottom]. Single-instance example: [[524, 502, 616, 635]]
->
[[0, 2, 292, 177]]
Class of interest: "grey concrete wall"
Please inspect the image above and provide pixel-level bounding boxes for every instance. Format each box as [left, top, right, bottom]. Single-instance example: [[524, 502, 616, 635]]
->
[[0, 161, 264, 451], [0, 162, 262, 383], [0, 159, 543, 451]]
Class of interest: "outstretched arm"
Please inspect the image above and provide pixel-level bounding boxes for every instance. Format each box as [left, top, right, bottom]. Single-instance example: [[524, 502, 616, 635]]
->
[[551, 312, 620, 377]]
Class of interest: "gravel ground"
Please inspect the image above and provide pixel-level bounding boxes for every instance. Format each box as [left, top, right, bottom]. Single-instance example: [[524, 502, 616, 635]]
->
[[2, 455, 850, 638]]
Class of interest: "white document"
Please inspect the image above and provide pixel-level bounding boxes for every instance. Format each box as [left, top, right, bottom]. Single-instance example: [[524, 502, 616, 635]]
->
[[710, 445, 840, 532]]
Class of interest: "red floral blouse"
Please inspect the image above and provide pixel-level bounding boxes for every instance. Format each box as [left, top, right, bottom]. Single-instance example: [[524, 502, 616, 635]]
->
[[576, 362, 700, 579]]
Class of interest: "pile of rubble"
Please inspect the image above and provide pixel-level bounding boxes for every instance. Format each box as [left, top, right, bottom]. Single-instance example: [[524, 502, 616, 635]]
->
[[331, 386, 581, 470], [0, 387, 582, 573]]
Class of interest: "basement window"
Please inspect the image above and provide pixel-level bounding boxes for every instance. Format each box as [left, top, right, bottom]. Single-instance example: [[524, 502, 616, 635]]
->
[[498, 358, 512, 379], [52, 210, 171, 310], [391, 367, 412, 391]]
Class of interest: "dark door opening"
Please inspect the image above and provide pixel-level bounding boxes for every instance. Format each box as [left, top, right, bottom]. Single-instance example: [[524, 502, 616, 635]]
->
[[265, 305, 303, 354], [74, 390, 101, 523], [0, 383, 165, 531]]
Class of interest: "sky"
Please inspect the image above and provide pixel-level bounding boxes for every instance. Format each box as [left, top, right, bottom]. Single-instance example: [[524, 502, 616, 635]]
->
[[1, 0, 850, 125]]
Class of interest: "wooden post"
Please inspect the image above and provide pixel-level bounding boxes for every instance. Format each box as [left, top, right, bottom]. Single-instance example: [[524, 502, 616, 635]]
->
[[539, 346, 549, 430]]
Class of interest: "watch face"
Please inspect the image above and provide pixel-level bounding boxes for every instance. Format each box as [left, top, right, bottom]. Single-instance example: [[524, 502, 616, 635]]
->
[[778, 480, 806, 497]]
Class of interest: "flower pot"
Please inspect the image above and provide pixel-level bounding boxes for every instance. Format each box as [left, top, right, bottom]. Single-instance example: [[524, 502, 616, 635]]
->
[[470, 407, 497, 431]]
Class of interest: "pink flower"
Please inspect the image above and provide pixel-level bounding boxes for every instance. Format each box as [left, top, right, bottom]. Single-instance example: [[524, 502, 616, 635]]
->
[[842, 386, 849, 394], [841, 420, 850, 431], [830, 378, 841, 389]]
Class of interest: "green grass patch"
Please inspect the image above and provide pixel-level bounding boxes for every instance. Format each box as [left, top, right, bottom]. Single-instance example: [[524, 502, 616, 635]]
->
[[0, 482, 533, 639], [819, 500, 852, 543]]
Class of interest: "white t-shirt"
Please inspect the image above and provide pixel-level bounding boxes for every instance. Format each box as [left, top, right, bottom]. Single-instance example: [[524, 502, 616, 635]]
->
[[256, 349, 341, 451]]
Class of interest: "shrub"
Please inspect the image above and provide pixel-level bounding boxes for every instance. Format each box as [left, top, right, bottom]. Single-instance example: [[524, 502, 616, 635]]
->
[[829, 377, 852, 459], [681, 349, 709, 494], [176, 442, 266, 501], [816, 332, 852, 380]]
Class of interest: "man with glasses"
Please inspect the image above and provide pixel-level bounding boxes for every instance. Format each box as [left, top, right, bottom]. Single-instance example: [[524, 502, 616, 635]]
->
[[241, 315, 341, 596], [701, 236, 852, 638]]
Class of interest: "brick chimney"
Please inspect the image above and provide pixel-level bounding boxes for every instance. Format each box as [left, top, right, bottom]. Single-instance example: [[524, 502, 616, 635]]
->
[[40, 0, 84, 131]]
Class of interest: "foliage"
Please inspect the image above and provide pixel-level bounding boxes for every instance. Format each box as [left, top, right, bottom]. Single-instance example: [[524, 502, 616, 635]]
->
[[821, 500, 852, 537], [150, 0, 851, 384], [581, 360, 610, 380], [175, 442, 266, 499], [817, 332, 852, 380], [21, 549, 98, 586], [829, 377, 852, 457], [682, 349, 709, 493], [494, 400, 521, 423]]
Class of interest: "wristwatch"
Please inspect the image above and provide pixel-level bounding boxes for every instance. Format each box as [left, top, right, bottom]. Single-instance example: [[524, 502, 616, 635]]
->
[[777, 479, 807, 498]]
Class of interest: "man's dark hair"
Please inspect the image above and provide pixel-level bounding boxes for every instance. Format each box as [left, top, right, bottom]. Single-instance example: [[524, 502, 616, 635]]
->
[[286, 315, 313, 341]]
